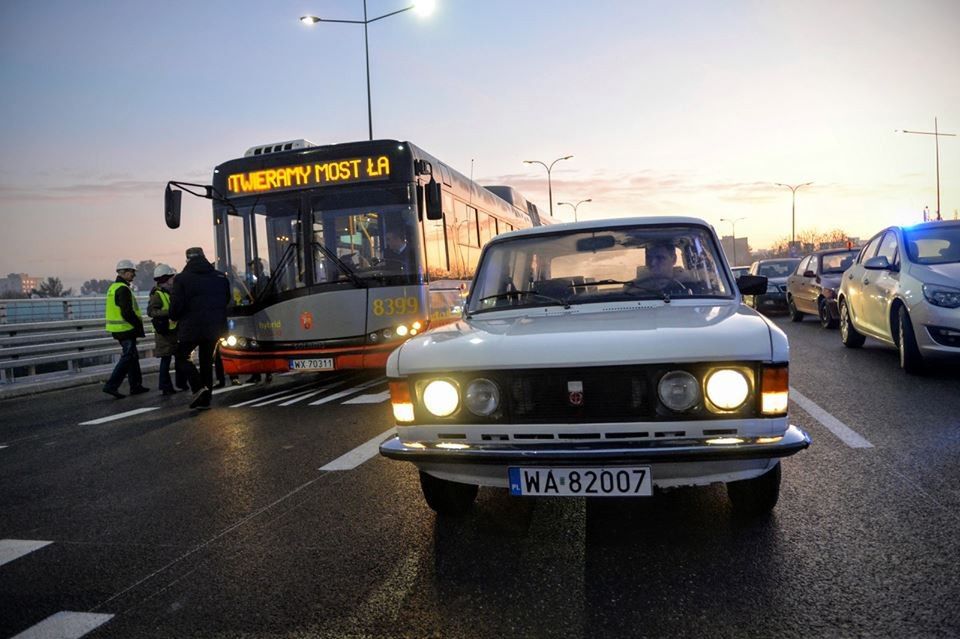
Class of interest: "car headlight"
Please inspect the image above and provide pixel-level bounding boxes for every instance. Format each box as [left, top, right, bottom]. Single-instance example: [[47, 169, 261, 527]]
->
[[422, 380, 460, 417], [766, 283, 779, 293], [923, 284, 960, 309], [705, 369, 750, 410], [465, 378, 500, 416], [658, 371, 700, 412]]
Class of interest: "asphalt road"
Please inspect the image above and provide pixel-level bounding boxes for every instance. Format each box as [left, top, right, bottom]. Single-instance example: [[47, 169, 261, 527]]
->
[[1, 315, 959, 638]]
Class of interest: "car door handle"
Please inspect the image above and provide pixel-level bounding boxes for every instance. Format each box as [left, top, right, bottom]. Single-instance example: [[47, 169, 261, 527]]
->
[[847, 274, 853, 279], [863, 278, 870, 285]]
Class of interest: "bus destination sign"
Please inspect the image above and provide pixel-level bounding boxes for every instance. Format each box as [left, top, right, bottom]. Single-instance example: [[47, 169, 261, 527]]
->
[[226, 155, 391, 195]]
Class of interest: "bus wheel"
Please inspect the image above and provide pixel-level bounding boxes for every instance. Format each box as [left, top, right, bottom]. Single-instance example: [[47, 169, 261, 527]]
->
[[419, 471, 478, 516]]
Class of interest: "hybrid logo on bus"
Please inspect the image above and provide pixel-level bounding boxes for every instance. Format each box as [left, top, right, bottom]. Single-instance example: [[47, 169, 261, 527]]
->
[[226, 155, 391, 195]]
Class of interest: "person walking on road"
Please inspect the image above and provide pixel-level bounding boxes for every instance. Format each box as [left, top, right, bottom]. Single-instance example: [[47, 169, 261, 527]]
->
[[103, 259, 149, 399], [147, 263, 186, 395], [170, 247, 230, 410]]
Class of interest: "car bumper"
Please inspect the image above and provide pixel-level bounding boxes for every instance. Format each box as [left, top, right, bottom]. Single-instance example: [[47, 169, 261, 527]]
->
[[753, 293, 787, 312], [911, 301, 960, 359], [380, 425, 811, 488]]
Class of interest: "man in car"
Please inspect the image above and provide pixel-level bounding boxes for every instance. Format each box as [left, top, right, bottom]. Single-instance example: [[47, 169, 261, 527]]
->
[[626, 240, 690, 296]]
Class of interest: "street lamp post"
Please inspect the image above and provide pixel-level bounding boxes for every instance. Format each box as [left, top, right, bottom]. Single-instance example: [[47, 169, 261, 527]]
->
[[523, 155, 573, 219], [720, 216, 747, 266], [775, 182, 813, 245], [300, 0, 435, 141], [557, 199, 591, 223], [896, 117, 956, 221]]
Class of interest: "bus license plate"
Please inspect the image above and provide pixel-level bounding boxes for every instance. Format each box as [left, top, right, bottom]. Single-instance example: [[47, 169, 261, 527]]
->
[[289, 358, 334, 371], [508, 467, 652, 497]]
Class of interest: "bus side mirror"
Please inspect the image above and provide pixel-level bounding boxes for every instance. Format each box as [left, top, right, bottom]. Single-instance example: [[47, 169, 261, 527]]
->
[[165, 185, 182, 229], [425, 178, 443, 220]]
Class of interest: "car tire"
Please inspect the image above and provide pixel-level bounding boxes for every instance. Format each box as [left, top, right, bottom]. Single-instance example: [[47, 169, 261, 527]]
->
[[819, 299, 838, 329], [897, 307, 924, 375], [419, 471, 478, 516], [727, 462, 781, 517], [839, 299, 866, 348], [788, 297, 804, 322]]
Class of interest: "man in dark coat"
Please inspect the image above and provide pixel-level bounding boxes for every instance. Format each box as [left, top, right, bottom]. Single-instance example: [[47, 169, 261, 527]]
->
[[170, 247, 231, 409]]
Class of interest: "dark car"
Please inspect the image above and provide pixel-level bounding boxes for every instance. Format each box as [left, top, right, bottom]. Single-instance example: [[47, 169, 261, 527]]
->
[[786, 248, 859, 328], [731, 266, 751, 280], [744, 259, 801, 313]]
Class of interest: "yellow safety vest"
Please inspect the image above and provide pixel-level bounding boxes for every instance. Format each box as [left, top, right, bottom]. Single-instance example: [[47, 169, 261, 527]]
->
[[105, 282, 142, 333], [156, 289, 177, 330]]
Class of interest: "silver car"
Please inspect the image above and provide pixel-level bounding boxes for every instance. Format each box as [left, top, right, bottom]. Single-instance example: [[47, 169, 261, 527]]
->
[[837, 221, 960, 373]]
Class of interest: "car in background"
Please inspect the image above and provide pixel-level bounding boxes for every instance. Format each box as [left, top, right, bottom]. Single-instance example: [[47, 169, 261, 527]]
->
[[744, 259, 801, 313], [786, 248, 859, 328], [838, 220, 960, 374], [380, 216, 810, 519], [731, 266, 751, 280]]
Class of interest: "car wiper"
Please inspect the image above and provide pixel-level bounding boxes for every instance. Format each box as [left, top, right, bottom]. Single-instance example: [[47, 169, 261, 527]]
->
[[312, 241, 367, 288], [471, 290, 570, 316]]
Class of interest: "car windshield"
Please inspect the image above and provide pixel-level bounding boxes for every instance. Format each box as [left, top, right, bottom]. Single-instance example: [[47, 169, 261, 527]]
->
[[467, 223, 732, 315], [757, 260, 800, 278], [904, 225, 960, 264], [820, 250, 858, 274]]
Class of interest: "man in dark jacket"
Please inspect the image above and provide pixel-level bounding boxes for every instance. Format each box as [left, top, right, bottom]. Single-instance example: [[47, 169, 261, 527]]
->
[[170, 247, 231, 409], [103, 259, 149, 398]]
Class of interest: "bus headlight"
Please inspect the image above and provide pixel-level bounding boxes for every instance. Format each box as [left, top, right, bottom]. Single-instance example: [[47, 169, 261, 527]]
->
[[422, 380, 459, 417], [658, 371, 700, 412], [465, 378, 500, 416], [225, 335, 238, 347], [705, 369, 750, 410]]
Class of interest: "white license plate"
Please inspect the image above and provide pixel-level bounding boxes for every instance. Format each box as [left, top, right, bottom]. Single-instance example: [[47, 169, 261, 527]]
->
[[508, 467, 652, 497], [289, 358, 334, 371]]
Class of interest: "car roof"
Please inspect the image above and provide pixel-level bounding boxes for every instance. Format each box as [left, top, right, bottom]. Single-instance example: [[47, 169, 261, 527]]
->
[[488, 216, 716, 243]]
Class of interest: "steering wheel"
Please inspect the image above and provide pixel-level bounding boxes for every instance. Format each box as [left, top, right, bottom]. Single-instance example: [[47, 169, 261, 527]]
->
[[625, 277, 691, 296]]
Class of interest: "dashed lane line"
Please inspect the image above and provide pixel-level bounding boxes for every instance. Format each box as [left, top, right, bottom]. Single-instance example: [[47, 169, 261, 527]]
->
[[11, 611, 114, 639], [320, 427, 396, 471], [0, 539, 53, 567], [790, 386, 874, 449], [78, 408, 160, 426], [307, 377, 387, 406], [343, 390, 391, 404]]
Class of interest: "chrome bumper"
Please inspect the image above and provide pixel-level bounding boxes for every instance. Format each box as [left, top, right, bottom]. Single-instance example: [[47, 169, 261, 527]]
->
[[380, 425, 811, 465]]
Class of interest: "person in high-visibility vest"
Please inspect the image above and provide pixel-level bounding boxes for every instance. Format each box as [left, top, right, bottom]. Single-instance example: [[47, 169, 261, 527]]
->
[[103, 259, 148, 399], [147, 263, 186, 395]]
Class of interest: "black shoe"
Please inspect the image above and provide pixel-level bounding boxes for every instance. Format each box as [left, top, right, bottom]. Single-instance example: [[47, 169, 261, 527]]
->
[[129, 386, 150, 395], [264, 374, 273, 383], [189, 388, 212, 409], [103, 387, 126, 399], [161, 388, 178, 396]]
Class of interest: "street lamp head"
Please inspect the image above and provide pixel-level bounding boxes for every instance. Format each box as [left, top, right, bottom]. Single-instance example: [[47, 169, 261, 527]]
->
[[300, 15, 321, 25], [413, 0, 436, 17], [523, 160, 535, 164], [584, 198, 592, 203], [562, 155, 574, 160]]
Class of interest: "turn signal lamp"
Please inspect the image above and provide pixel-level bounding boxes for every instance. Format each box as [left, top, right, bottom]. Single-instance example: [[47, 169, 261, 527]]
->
[[760, 366, 789, 416], [390, 381, 415, 423]]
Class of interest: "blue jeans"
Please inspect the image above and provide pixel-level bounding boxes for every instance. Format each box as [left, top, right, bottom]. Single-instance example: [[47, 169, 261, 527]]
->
[[105, 338, 142, 391]]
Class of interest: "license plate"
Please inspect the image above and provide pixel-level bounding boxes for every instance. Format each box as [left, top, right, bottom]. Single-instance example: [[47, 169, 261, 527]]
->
[[289, 358, 334, 371], [508, 467, 652, 497]]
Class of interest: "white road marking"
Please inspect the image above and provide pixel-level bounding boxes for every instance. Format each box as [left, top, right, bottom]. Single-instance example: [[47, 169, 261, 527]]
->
[[790, 386, 874, 449], [277, 377, 358, 406], [212, 383, 253, 395], [11, 611, 113, 639], [307, 377, 386, 406], [78, 408, 160, 425], [229, 382, 320, 408], [343, 390, 391, 404], [0, 539, 53, 567], [320, 427, 396, 471], [0, 445, 7, 449]]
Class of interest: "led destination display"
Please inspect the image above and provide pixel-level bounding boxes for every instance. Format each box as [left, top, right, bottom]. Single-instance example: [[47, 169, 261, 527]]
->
[[226, 155, 391, 195]]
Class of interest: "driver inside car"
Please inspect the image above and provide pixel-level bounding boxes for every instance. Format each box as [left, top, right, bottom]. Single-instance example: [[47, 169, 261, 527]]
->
[[626, 240, 692, 296]]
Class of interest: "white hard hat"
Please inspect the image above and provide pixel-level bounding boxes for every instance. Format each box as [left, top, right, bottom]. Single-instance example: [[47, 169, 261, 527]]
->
[[153, 263, 176, 279], [116, 259, 136, 271]]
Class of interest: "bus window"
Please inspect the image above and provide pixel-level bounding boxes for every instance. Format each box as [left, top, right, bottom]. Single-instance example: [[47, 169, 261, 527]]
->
[[478, 212, 494, 245], [423, 215, 448, 277], [226, 211, 252, 304]]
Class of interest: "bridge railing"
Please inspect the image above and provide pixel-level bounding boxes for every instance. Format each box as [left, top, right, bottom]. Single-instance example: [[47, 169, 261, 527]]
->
[[0, 294, 150, 324]]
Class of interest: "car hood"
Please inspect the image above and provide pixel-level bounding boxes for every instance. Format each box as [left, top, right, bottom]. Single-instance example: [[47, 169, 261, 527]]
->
[[918, 262, 960, 285], [392, 302, 776, 374]]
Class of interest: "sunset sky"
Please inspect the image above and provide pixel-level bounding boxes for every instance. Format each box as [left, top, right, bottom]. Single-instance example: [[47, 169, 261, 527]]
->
[[1, 0, 958, 289]]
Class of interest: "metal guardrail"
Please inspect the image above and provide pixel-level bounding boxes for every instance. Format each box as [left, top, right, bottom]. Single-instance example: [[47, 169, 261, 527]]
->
[[0, 294, 150, 324]]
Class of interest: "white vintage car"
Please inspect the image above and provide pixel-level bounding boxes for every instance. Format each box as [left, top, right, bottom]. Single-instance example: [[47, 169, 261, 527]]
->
[[380, 217, 811, 517]]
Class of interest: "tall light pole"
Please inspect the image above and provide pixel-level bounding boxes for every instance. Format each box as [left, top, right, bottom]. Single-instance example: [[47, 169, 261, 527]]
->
[[523, 155, 573, 219], [775, 182, 813, 245], [557, 199, 591, 222], [720, 216, 747, 266], [300, 0, 435, 141], [896, 117, 956, 221]]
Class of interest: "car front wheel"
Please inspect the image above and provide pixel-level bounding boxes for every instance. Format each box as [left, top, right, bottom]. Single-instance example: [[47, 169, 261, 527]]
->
[[840, 299, 866, 348], [727, 462, 781, 517], [788, 297, 803, 322], [897, 306, 924, 375], [419, 471, 478, 516]]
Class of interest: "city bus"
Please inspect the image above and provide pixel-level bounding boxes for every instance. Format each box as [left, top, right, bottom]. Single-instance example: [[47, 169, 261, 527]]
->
[[163, 138, 552, 375]]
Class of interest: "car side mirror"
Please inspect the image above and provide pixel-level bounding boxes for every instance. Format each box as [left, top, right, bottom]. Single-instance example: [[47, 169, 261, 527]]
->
[[863, 255, 891, 270], [165, 185, 182, 229], [425, 178, 443, 220], [736, 274, 767, 296], [803, 270, 815, 278]]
